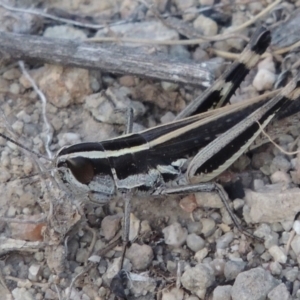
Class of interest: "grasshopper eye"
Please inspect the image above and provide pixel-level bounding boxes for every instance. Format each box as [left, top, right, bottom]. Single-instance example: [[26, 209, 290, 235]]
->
[[66, 157, 94, 184]]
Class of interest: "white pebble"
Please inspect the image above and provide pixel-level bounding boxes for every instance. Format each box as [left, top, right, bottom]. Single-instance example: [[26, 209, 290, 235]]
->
[[12, 120, 24, 135], [268, 245, 287, 264], [257, 55, 275, 72], [291, 234, 300, 256], [58, 132, 81, 147], [195, 248, 208, 263], [201, 218, 216, 237], [193, 15, 218, 36], [253, 69, 275, 91], [28, 263, 41, 281], [270, 171, 291, 184], [162, 222, 187, 247], [293, 220, 300, 235]]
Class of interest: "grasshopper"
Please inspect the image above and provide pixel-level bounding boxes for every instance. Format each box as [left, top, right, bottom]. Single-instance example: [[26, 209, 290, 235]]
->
[[4, 27, 299, 239]]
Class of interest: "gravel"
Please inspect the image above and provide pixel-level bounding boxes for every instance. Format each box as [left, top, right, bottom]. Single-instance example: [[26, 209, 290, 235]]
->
[[1, 0, 300, 299]]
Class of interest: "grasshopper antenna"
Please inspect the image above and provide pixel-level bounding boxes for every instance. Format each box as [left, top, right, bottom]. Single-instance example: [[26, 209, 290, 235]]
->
[[0, 132, 52, 162]]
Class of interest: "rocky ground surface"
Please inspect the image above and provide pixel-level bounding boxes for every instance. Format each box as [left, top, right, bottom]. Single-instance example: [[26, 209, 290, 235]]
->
[[1, 0, 300, 299]]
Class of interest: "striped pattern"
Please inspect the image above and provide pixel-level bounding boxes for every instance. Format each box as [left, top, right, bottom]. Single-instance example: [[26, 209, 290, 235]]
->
[[55, 27, 300, 197]]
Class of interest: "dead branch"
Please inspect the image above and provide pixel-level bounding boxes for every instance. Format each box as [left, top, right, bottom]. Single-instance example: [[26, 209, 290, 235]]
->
[[0, 31, 213, 87]]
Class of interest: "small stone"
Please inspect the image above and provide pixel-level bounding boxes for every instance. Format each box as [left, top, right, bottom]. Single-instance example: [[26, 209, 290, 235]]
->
[[270, 171, 291, 184], [281, 220, 293, 232], [186, 233, 205, 252], [44, 25, 87, 40], [6, 206, 16, 217], [161, 111, 176, 124], [224, 260, 246, 281], [212, 285, 232, 300], [199, 0, 214, 5], [28, 264, 41, 281], [162, 288, 184, 300], [3, 68, 21, 80], [231, 267, 279, 300], [233, 199, 244, 211], [181, 263, 215, 298], [291, 234, 300, 256], [126, 243, 153, 271], [119, 75, 137, 87], [283, 267, 298, 282], [270, 156, 291, 173], [216, 232, 234, 249], [75, 248, 88, 263], [210, 259, 225, 276], [161, 81, 179, 92], [187, 221, 203, 235], [195, 192, 223, 208], [174, 0, 197, 11], [201, 218, 216, 237], [244, 187, 300, 224], [101, 215, 121, 240], [195, 248, 209, 263], [153, 0, 168, 12], [120, 0, 139, 19], [268, 283, 291, 300], [179, 195, 198, 213], [37, 65, 92, 108], [34, 252, 44, 262], [57, 132, 81, 148], [293, 220, 300, 235], [252, 152, 273, 170], [12, 120, 24, 135], [193, 15, 218, 36], [129, 213, 140, 241], [268, 245, 287, 264], [253, 179, 265, 191], [12, 288, 34, 300], [257, 55, 275, 72], [105, 257, 131, 281], [253, 69, 275, 91], [0, 78, 9, 93], [193, 47, 209, 62], [140, 220, 151, 235], [9, 83, 20, 94], [269, 261, 282, 275], [162, 222, 188, 248]]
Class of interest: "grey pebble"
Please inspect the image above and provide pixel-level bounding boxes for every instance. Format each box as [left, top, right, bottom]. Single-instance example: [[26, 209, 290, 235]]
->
[[270, 156, 291, 173], [162, 222, 188, 247], [291, 234, 300, 256], [216, 232, 234, 249], [101, 215, 121, 240], [269, 261, 282, 276], [187, 221, 203, 235], [231, 267, 279, 300], [212, 285, 232, 300], [268, 283, 291, 300], [201, 218, 216, 237], [75, 248, 88, 264], [181, 263, 215, 299], [224, 260, 246, 281], [186, 233, 205, 252], [283, 267, 299, 282], [126, 243, 154, 271], [44, 25, 87, 40]]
